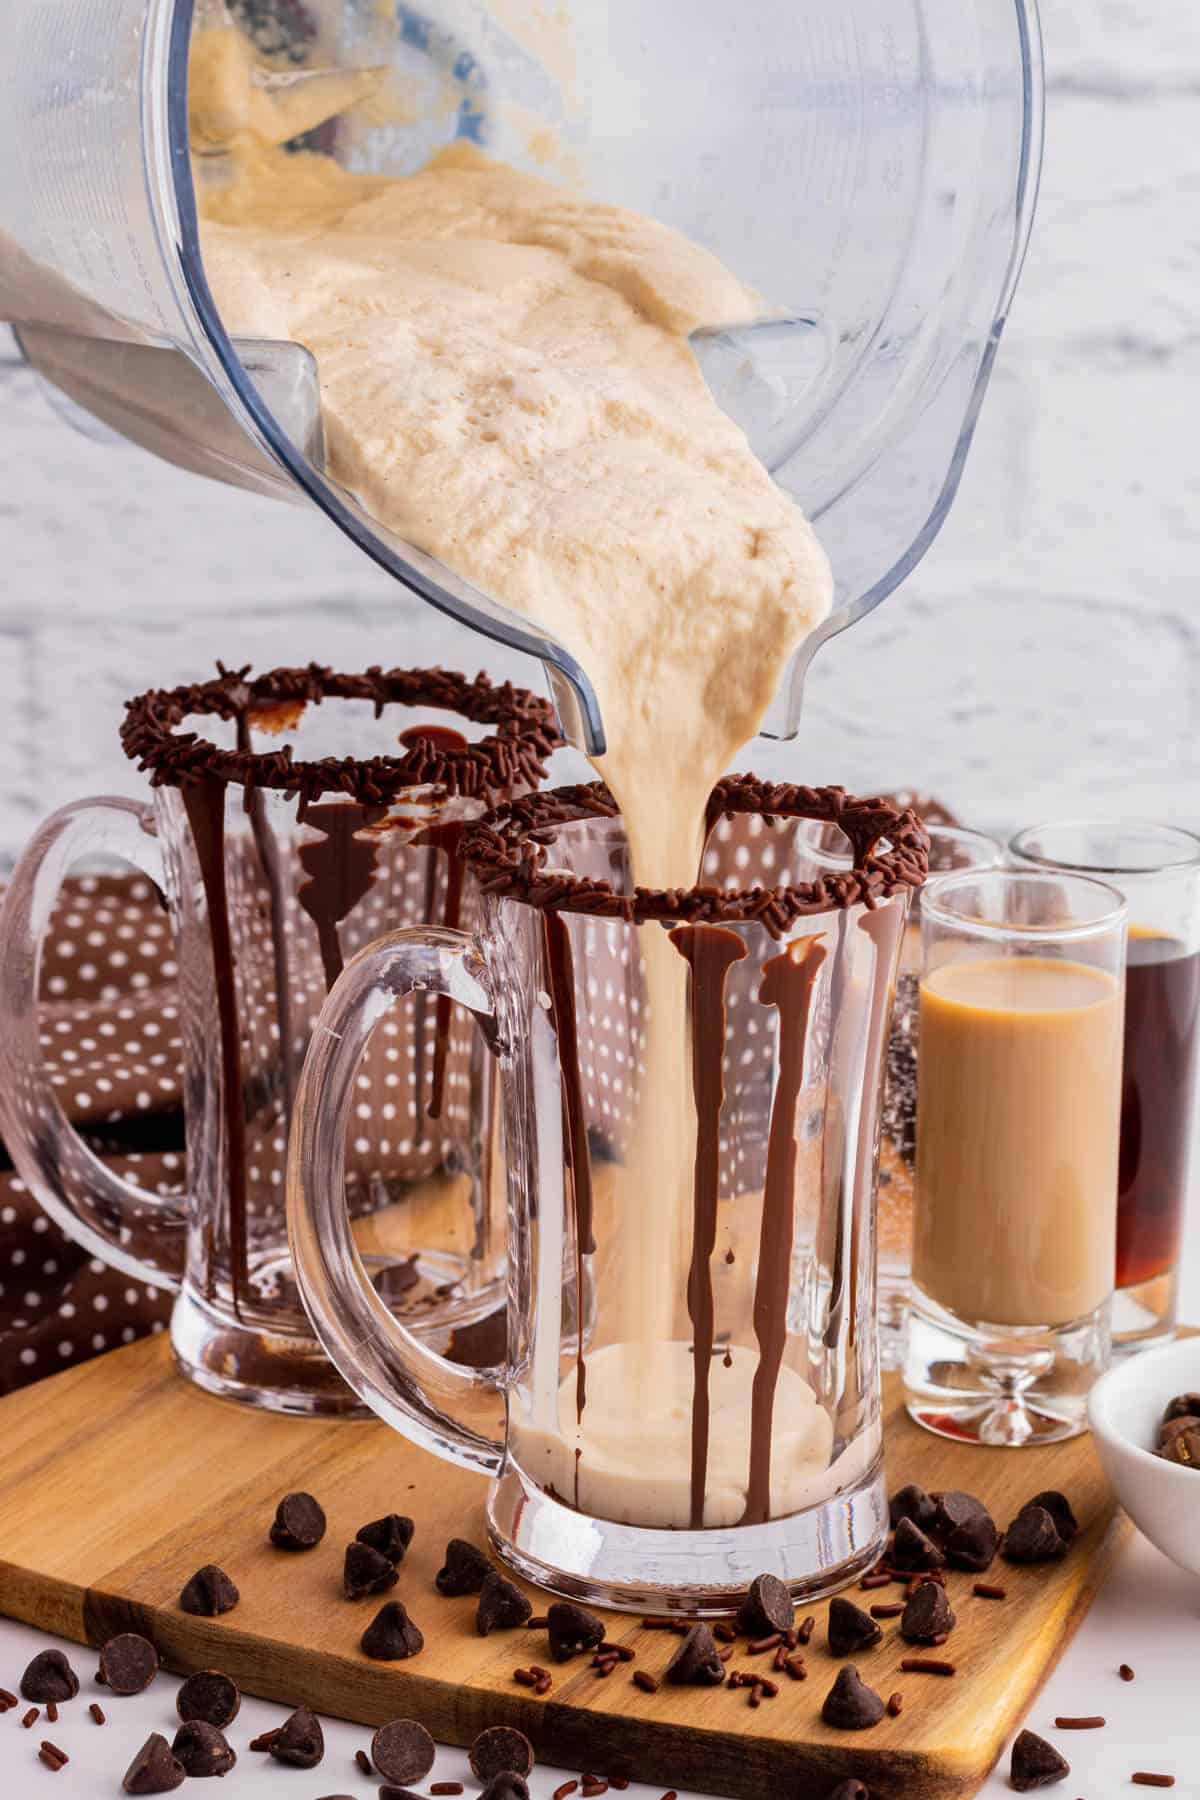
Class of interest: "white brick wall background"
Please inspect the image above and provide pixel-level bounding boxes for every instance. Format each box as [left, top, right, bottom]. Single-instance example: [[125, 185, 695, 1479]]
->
[[1, 0, 1197, 858]]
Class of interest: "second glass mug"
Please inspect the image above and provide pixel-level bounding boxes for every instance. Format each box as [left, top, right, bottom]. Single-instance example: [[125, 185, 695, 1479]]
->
[[0, 664, 560, 1414], [289, 780, 927, 1608]]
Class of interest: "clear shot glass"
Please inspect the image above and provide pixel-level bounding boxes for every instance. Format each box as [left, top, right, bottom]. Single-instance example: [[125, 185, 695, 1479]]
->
[[1010, 821, 1200, 1355], [904, 869, 1127, 1446]]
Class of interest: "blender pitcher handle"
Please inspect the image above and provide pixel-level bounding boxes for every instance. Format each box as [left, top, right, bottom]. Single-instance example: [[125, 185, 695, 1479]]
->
[[288, 927, 505, 1477], [0, 798, 188, 1290]]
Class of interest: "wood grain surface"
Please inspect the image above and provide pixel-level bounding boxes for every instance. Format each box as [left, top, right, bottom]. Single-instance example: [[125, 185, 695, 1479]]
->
[[0, 1335, 1129, 1799]]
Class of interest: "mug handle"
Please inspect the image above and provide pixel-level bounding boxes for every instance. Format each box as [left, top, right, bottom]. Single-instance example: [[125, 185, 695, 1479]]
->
[[288, 925, 505, 1476], [0, 798, 188, 1290]]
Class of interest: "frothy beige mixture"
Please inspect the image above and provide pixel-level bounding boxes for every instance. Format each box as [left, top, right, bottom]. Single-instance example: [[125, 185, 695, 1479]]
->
[[194, 26, 839, 1527]]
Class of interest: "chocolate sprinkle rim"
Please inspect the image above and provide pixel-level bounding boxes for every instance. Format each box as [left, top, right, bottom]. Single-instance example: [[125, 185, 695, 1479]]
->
[[121, 664, 561, 806], [460, 779, 929, 934]]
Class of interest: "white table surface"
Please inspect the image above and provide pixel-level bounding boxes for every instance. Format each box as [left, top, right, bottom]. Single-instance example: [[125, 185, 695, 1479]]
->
[[2, 1242, 1197, 1799]]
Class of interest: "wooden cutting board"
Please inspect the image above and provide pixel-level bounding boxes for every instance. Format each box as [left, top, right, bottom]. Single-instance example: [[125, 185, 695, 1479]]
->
[[0, 1335, 1128, 1800]]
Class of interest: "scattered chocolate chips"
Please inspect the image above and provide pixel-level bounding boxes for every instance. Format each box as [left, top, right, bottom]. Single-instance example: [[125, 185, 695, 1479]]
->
[[889, 1483, 938, 1531], [547, 1601, 606, 1663], [179, 1565, 239, 1617], [1025, 1491, 1078, 1545], [901, 1582, 956, 1644], [171, 1720, 237, 1778], [371, 1718, 437, 1786], [470, 1725, 536, 1782], [1010, 1729, 1070, 1790], [664, 1625, 727, 1687], [269, 1491, 327, 1551], [736, 1572, 794, 1638], [828, 1597, 883, 1658], [889, 1517, 946, 1573], [344, 1540, 400, 1600], [176, 1670, 241, 1729], [478, 1778, 530, 1800], [19, 1649, 79, 1704], [356, 1514, 415, 1564], [1004, 1505, 1069, 1565], [944, 1513, 999, 1573], [821, 1665, 886, 1730], [268, 1705, 325, 1769], [361, 1600, 424, 1661], [1163, 1393, 1200, 1424], [98, 1633, 159, 1696], [123, 1732, 186, 1793], [437, 1538, 493, 1596], [1157, 1417, 1200, 1466], [477, 1570, 534, 1635]]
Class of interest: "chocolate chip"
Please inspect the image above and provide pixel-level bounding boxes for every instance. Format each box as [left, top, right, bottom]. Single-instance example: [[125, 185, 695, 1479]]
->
[[826, 1784, 870, 1800], [933, 1490, 991, 1541], [171, 1720, 237, 1778], [361, 1601, 424, 1661], [98, 1634, 159, 1696], [821, 1665, 886, 1730], [1003, 1506, 1068, 1565], [1024, 1491, 1078, 1544], [356, 1514, 415, 1564], [1010, 1729, 1070, 1790], [1158, 1417, 1200, 1464], [269, 1492, 327, 1551], [19, 1650, 79, 1704], [122, 1732, 186, 1793], [547, 1601, 606, 1663], [436, 1538, 493, 1596], [371, 1718, 436, 1786], [944, 1511, 999, 1573], [470, 1725, 536, 1781], [827, 1598, 883, 1658], [889, 1517, 946, 1573], [477, 1570, 534, 1635], [268, 1705, 324, 1768], [344, 1540, 400, 1600], [736, 1573, 794, 1638], [664, 1625, 727, 1686], [179, 1565, 239, 1616], [176, 1671, 241, 1729], [901, 1582, 956, 1644], [889, 1484, 937, 1531], [479, 1780, 530, 1800], [1163, 1393, 1200, 1424]]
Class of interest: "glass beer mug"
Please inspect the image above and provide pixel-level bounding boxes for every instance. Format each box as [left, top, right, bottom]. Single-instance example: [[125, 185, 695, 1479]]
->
[[290, 779, 926, 1606]]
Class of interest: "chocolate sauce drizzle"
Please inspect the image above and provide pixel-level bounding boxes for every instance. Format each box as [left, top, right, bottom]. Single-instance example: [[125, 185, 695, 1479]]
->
[[743, 935, 828, 1527], [670, 924, 748, 1529], [543, 913, 595, 1434], [236, 713, 295, 1122], [411, 820, 470, 1121], [296, 802, 384, 990]]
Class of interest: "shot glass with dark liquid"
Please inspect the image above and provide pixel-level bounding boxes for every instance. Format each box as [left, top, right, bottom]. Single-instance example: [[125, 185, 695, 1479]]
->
[[1010, 821, 1200, 1354]]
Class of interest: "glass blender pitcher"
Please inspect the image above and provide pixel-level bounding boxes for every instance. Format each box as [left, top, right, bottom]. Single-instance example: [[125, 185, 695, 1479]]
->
[[0, 0, 1043, 755]]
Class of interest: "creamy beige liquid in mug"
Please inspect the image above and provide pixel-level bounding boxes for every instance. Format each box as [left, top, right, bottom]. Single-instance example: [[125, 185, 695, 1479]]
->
[[913, 957, 1123, 1329], [191, 25, 845, 1526]]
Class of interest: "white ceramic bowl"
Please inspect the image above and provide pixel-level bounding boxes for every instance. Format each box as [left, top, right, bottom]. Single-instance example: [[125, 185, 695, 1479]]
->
[[1089, 1338, 1200, 1575]]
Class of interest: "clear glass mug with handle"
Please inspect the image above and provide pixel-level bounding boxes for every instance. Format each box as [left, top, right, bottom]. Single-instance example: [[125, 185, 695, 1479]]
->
[[0, 663, 560, 1414], [288, 779, 927, 1608], [0, 0, 1042, 754]]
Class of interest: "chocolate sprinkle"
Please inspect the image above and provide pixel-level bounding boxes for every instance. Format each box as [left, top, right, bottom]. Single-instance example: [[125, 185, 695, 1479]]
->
[[547, 1602, 607, 1663], [664, 1625, 727, 1687], [122, 666, 560, 807], [737, 1573, 794, 1638], [176, 1671, 241, 1729], [171, 1720, 237, 1778], [1010, 1729, 1071, 1791], [343, 1540, 400, 1600], [179, 1565, 239, 1617], [828, 1597, 884, 1658], [477, 1570, 534, 1635], [356, 1514, 415, 1564], [1003, 1505, 1069, 1565], [97, 1633, 159, 1697], [269, 1706, 325, 1769], [371, 1719, 437, 1786], [123, 1732, 186, 1793], [890, 1517, 946, 1573], [361, 1600, 425, 1661], [19, 1650, 79, 1704], [901, 1582, 956, 1644], [889, 1484, 938, 1532], [269, 1491, 327, 1551], [436, 1538, 493, 1596], [470, 1725, 536, 1782], [821, 1666, 886, 1730]]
